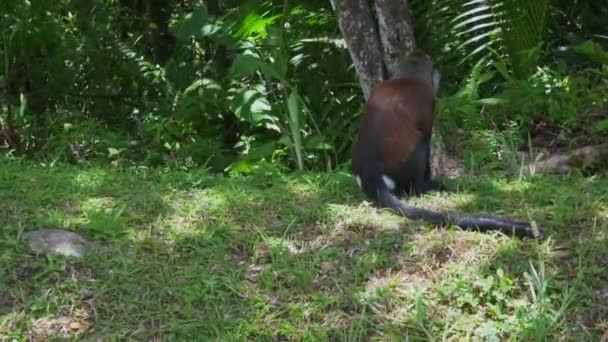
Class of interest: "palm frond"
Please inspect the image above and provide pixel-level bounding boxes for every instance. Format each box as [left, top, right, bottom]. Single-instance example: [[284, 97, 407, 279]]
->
[[414, 0, 550, 78]]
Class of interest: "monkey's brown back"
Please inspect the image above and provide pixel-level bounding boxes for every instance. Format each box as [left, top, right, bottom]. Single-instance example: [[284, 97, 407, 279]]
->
[[352, 78, 435, 176]]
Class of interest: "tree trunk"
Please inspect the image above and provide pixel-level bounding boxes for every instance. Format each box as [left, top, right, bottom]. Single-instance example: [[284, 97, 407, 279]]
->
[[206, 0, 239, 147], [146, 0, 175, 65], [330, 0, 385, 99], [331, 0, 417, 99], [374, 0, 416, 78]]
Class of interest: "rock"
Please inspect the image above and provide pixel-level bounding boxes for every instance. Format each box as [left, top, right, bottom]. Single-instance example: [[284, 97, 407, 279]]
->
[[24, 229, 89, 258], [523, 143, 608, 175]]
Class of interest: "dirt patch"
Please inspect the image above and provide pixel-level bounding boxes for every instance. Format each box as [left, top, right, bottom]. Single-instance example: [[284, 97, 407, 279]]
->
[[14, 263, 42, 281], [529, 106, 608, 151], [29, 313, 91, 340]]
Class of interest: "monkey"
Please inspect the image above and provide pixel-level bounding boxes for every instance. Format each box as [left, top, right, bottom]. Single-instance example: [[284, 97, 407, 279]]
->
[[352, 52, 543, 239]]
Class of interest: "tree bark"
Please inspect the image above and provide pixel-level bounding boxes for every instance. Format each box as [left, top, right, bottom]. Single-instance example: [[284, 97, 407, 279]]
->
[[331, 0, 416, 99], [374, 0, 416, 78], [330, 0, 385, 99], [146, 0, 175, 65]]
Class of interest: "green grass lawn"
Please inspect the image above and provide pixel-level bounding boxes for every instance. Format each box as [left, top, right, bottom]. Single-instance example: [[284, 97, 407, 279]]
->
[[1, 158, 607, 340]]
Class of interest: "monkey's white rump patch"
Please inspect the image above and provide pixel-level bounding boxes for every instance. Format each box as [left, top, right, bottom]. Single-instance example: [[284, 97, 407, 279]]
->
[[355, 175, 362, 189], [381, 174, 396, 190]]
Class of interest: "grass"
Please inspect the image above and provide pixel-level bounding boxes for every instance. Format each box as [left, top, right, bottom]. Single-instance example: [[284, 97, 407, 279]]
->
[[1, 158, 607, 340]]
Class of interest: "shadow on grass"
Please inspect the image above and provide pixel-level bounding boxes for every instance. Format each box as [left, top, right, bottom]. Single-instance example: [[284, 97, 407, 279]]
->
[[1, 159, 607, 339]]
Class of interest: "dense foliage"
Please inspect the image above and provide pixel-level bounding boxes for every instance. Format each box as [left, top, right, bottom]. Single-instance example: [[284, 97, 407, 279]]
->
[[1, 0, 607, 172]]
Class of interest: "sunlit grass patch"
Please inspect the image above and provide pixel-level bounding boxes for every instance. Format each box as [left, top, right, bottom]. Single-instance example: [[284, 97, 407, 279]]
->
[[0, 158, 607, 340]]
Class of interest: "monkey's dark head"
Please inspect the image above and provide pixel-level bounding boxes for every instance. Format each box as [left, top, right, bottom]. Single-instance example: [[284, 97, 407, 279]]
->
[[390, 51, 441, 97]]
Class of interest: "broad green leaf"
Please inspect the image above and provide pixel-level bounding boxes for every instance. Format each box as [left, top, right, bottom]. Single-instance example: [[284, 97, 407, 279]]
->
[[230, 54, 264, 78], [592, 118, 608, 134], [474, 97, 507, 106], [287, 89, 303, 169], [574, 40, 608, 65], [229, 89, 272, 124]]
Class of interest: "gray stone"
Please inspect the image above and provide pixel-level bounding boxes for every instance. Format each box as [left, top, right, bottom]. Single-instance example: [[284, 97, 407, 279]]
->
[[24, 229, 89, 258]]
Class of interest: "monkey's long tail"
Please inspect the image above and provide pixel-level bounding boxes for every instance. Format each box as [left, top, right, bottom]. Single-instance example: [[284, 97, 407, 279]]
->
[[367, 177, 544, 239]]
